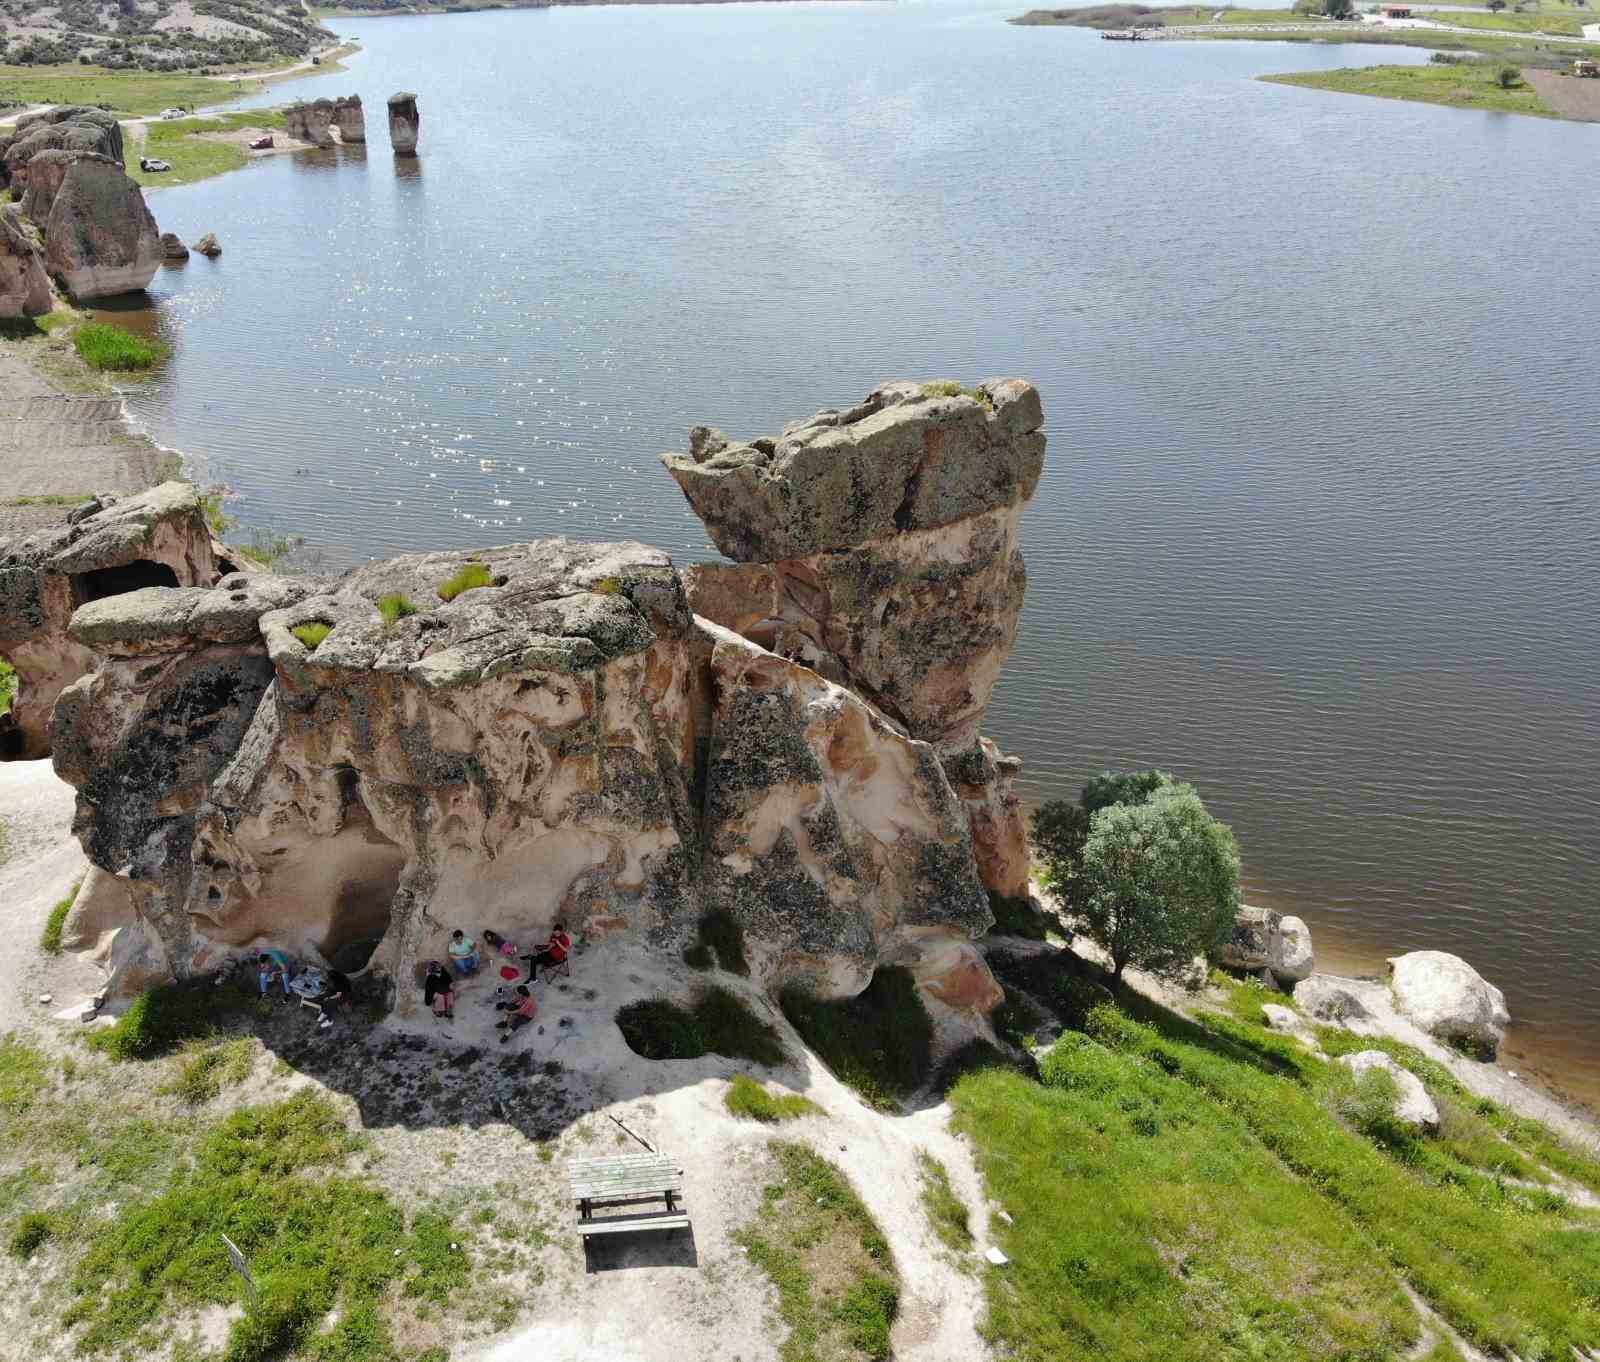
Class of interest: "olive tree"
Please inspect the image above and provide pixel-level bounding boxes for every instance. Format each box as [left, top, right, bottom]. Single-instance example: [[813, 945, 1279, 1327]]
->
[[1075, 785, 1240, 983], [1031, 769, 1174, 907]]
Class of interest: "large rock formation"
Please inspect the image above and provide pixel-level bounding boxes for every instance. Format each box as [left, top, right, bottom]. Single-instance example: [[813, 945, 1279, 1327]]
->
[[0, 207, 51, 319], [333, 95, 366, 143], [1216, 905, 1315, 987], [284, 99, 336, 148], [43, 157, 162, 301], [0, 107, 123, 192], [20, 148, 116, 227], [387, 92, 419, 154], [667, 379, 1044, 899], [1387, 951, 1510, 1058], [0, 483, 217, 758]]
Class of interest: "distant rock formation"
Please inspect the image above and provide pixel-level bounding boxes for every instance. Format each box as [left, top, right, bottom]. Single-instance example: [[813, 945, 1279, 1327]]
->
[[333, 94, 366, 143], [387, 92, 419, 154], [284, 98, 336, 148], [0, 207, 51, 319], [160, 232, 190, 262], [194, 232, 221, 258], [0, 107, 124, 193], [0, 484, 217, 759], [19, 148, 116, 227], [42, 157, 162, 301]]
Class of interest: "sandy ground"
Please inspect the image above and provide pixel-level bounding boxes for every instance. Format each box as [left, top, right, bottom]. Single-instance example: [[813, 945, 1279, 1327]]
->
[[1525, 67, 1600, 121], [0, 758, 993, 1362]]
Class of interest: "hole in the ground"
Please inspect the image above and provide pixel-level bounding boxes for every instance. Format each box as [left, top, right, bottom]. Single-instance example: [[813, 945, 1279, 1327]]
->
[[72, 559, 180, 604]]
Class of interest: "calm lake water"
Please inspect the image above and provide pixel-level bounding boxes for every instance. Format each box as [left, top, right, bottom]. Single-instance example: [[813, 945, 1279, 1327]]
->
[[116, 2, 1600, 1104]]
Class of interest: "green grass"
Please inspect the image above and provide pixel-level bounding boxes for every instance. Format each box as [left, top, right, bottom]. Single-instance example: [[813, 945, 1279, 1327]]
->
[[436, 562, 493, 602], [919, 379, 992, 408], [0, 65, 232, 117], [72, 322, 163, 372], [161, 1037, 255, 1105], [7, 493, 93, 507], [734, 1142, 898, 1362], [61, 1091, 470, 1360], [377, 593, 419, 627], [129, 110, 289, 190], [986, 891, 1052, 940], [8, 1210, 53, 1261], [1441, 9, 1586, 35], [39, 881, 80, 955], [915, 1152, 971, 1252], [88, 982, 243, 1061], [197, 488, 232, 538], [0, 1035, 48, 1120], [725, 1074, 823, 1123], [779, 966, 932, 1110], [615, 986, 787, 1067], [292, 621, 334, 650], [234, 530, 304, 568], [0, 655, 15, 720], [1262, 61, 1558, 117]]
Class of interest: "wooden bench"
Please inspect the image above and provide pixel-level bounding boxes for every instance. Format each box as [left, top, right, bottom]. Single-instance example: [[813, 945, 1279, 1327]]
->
[[568, 1153, 689, 1239]]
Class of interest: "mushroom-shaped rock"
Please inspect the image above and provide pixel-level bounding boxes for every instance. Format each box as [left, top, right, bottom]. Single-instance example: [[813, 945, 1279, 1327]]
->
[[387, 92, 420, 154], [333, 94, 365, 143], [1337, 1050, 1440, 1130], [0, 207, 51, 318], [43, 157, 162, 301], [160, 232, 190, 262], [1387, 951, 1510, 1058], [0, 482, 217, 758], [1271, 914, 1315, 984]]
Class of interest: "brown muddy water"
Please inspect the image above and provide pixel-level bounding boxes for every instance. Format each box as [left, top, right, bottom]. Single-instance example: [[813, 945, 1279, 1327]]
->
[[103, 2, 1600, 1107]]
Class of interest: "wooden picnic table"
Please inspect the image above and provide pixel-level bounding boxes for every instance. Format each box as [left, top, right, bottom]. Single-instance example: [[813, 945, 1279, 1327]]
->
[[567, 1152, 690, 1238]]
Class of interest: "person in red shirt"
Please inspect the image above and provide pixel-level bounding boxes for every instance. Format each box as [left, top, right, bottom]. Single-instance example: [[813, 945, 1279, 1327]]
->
[[495, 985, 537, 1043], [522, 922, 572, 979]]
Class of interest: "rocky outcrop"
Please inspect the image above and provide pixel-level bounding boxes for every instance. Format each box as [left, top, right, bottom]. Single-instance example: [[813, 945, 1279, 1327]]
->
[[1, 107, 123, 192], [160, 232, 190, 262], [0, 207, 51, 319], [0, 483, 217, 759], [1387, 951, 1510, 1058], [1216, 906, 1315, 987], [387, 92, 419, 154], [333, 95, 365, 143], [194, 233, 221, 258], [1337, 1050, 1440, 1129], [43, 157, 162, 300], [284, 98, 336, 148], [1273, 914, 1315, 983], [20, 149, 117, 227], [668, 380, 1044, 900], [1293, 975, 1375, 1025]]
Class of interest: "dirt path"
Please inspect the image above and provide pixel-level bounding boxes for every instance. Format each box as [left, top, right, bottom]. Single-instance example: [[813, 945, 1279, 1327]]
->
[[1525, 66, 1600, 119]]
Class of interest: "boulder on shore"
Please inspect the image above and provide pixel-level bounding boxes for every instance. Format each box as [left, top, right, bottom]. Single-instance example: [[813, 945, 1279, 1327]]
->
[[387, 92, 420, 154], [1387, 950, 1510, 1058], [1338, 1050, 1440, 1130], [160, 232, 190, 262], [19, 148, 116, 227], [0, 207, 51, 319], [1293, 974, 1375, 1025], [1216, 905, 1279, 972], [1272, 914, 1315, 983], [42, 157, 162, 301]]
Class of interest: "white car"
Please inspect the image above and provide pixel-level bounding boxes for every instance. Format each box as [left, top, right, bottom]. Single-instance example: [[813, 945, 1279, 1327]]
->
[[159, 107, 187, 120]]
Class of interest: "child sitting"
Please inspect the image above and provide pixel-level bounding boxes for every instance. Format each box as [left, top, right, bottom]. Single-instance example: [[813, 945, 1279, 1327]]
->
[[494, 985, 537, 1043]]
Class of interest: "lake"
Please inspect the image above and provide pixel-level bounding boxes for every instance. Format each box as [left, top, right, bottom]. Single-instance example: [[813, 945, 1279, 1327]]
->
[[114, 1, 1600, 1105]]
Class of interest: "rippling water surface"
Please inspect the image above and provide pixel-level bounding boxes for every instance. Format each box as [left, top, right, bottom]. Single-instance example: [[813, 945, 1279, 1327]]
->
[[116, 0, 1600, 1103]]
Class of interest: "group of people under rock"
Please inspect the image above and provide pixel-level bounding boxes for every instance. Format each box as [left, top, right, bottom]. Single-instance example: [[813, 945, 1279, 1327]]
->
[[253, 922, 572, 1042], [423, 923, 573, 1043]]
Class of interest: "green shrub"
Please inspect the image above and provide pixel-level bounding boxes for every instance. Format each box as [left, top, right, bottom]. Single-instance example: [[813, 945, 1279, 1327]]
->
[[196, 488, 232, 538], [377, 593, 418, 627], [89, 982, 239, 1061], [436, 563, 493, 602], [40, 880, 80, 954], [780, 966, 932, 1110], [918, 379, 990, 408], [937, 1037, 1035, 1092], [725, 1074, 822, 1123], [162, 1036, 254, 1105], [616, 987, 786, 1067], [1331, 1064, 1407, 1143], [0, 655, 16, 719], [0, 1037, 48, 1122], [72, 321, 162, 371], [8, 1211, 52, 1260], [291, 621, 333, 650], [987, 890, 1050, 940], [988, 949, 1114, 1034], [691, 908, 750, 976]]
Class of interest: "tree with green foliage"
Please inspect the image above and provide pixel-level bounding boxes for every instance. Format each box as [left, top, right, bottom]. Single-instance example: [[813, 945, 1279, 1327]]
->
[[1075, 785, 1240, 982], [1325, 0, 1353, 16], [1487, 0, 1506, 11], [1031, 769, 1174, 908], [1496, 64, 1520, 88]]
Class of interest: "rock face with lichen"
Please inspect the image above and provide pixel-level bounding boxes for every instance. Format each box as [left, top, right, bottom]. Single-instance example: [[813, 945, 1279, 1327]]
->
[[39, 379, 1048, 1027], [387, 92, 419, 154], [0, 107, 124, 193], [285, 99, 336, 148], [20, 149, 116, 227], [0, 483, 217, 759], [43, 156, 162, 300], [333, 95, 365, 143], [666, 379, 1044, 901], [0, 206, 51, 318]]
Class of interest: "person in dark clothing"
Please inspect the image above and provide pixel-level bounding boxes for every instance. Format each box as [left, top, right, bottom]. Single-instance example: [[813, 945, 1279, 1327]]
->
[[521, 922, 573, 981], [315, 969, 353, 1030], [423, 961, 455, 1021]]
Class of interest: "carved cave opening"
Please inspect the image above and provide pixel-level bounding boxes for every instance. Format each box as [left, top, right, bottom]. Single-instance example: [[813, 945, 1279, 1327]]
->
[[72, 559, 180, 604]]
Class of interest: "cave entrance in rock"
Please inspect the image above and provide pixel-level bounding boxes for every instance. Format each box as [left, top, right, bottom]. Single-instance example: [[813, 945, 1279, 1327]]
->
[[316, 767, 406, 974], [71, 559, 180, 603]]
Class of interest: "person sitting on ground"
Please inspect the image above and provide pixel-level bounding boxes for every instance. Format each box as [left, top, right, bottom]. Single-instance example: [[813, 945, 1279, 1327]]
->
[[257, 949, 293, 998], [447, 929, 481, 976], [494, 985, 537, 1043], [423, 961, 455, 1020], [522, 922, 573, 979], [314, 969, 353, 1031]]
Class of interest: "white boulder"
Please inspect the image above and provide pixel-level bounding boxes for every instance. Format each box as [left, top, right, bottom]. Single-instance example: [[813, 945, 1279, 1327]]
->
[[1271, 914, 1315, 983], [1338, 1050, 1439, 1130], [1387, 951, 1509, 1057], [1293, 975, 1374, 1025]]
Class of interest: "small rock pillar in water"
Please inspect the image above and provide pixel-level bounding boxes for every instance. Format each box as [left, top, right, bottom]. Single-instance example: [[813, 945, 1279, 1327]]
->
[[387, 92, 420, 155], [333, 94, 365, 144]]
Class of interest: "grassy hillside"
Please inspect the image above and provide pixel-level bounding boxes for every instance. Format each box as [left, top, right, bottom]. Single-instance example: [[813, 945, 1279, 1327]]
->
[[0, 0, 331, 74]]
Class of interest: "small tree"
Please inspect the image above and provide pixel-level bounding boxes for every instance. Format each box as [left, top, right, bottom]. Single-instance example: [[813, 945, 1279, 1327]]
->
[[1486, 0, 1506, 10], [1496, 64, 1520, 88], [1075, 785, 1241, 983], [1325, 0, 1354, 18], [1032, 769, 1174, 903]]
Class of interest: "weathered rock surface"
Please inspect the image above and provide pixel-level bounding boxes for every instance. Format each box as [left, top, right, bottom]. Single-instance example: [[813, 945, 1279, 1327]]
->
[[0, 483, 217, 758], [160, 232, 190, 262], [20, 148, 116, 227], [1216, 905, 1279, 972], [0, 207, 51, 318], [1272, 914, 1315, 984], [1338, 1049, 1440, 1129], [194, 233, 221, 258], [333, 94, 365, 143], [387, 92, 420, 154], [1387, 950, 1510, 1057], [1293, 974, 1376, 1025], [43, 157, 162, 300], [285, 98, 336, 148], [1, 107, 124, 192]]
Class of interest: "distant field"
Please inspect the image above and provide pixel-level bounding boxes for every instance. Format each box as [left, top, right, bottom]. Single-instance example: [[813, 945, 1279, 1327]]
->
[[1263, 61, 1561, 116], [1440, 9, 1587, 34], [128, 110, 288, 190], [0, 66, 231, 117]]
